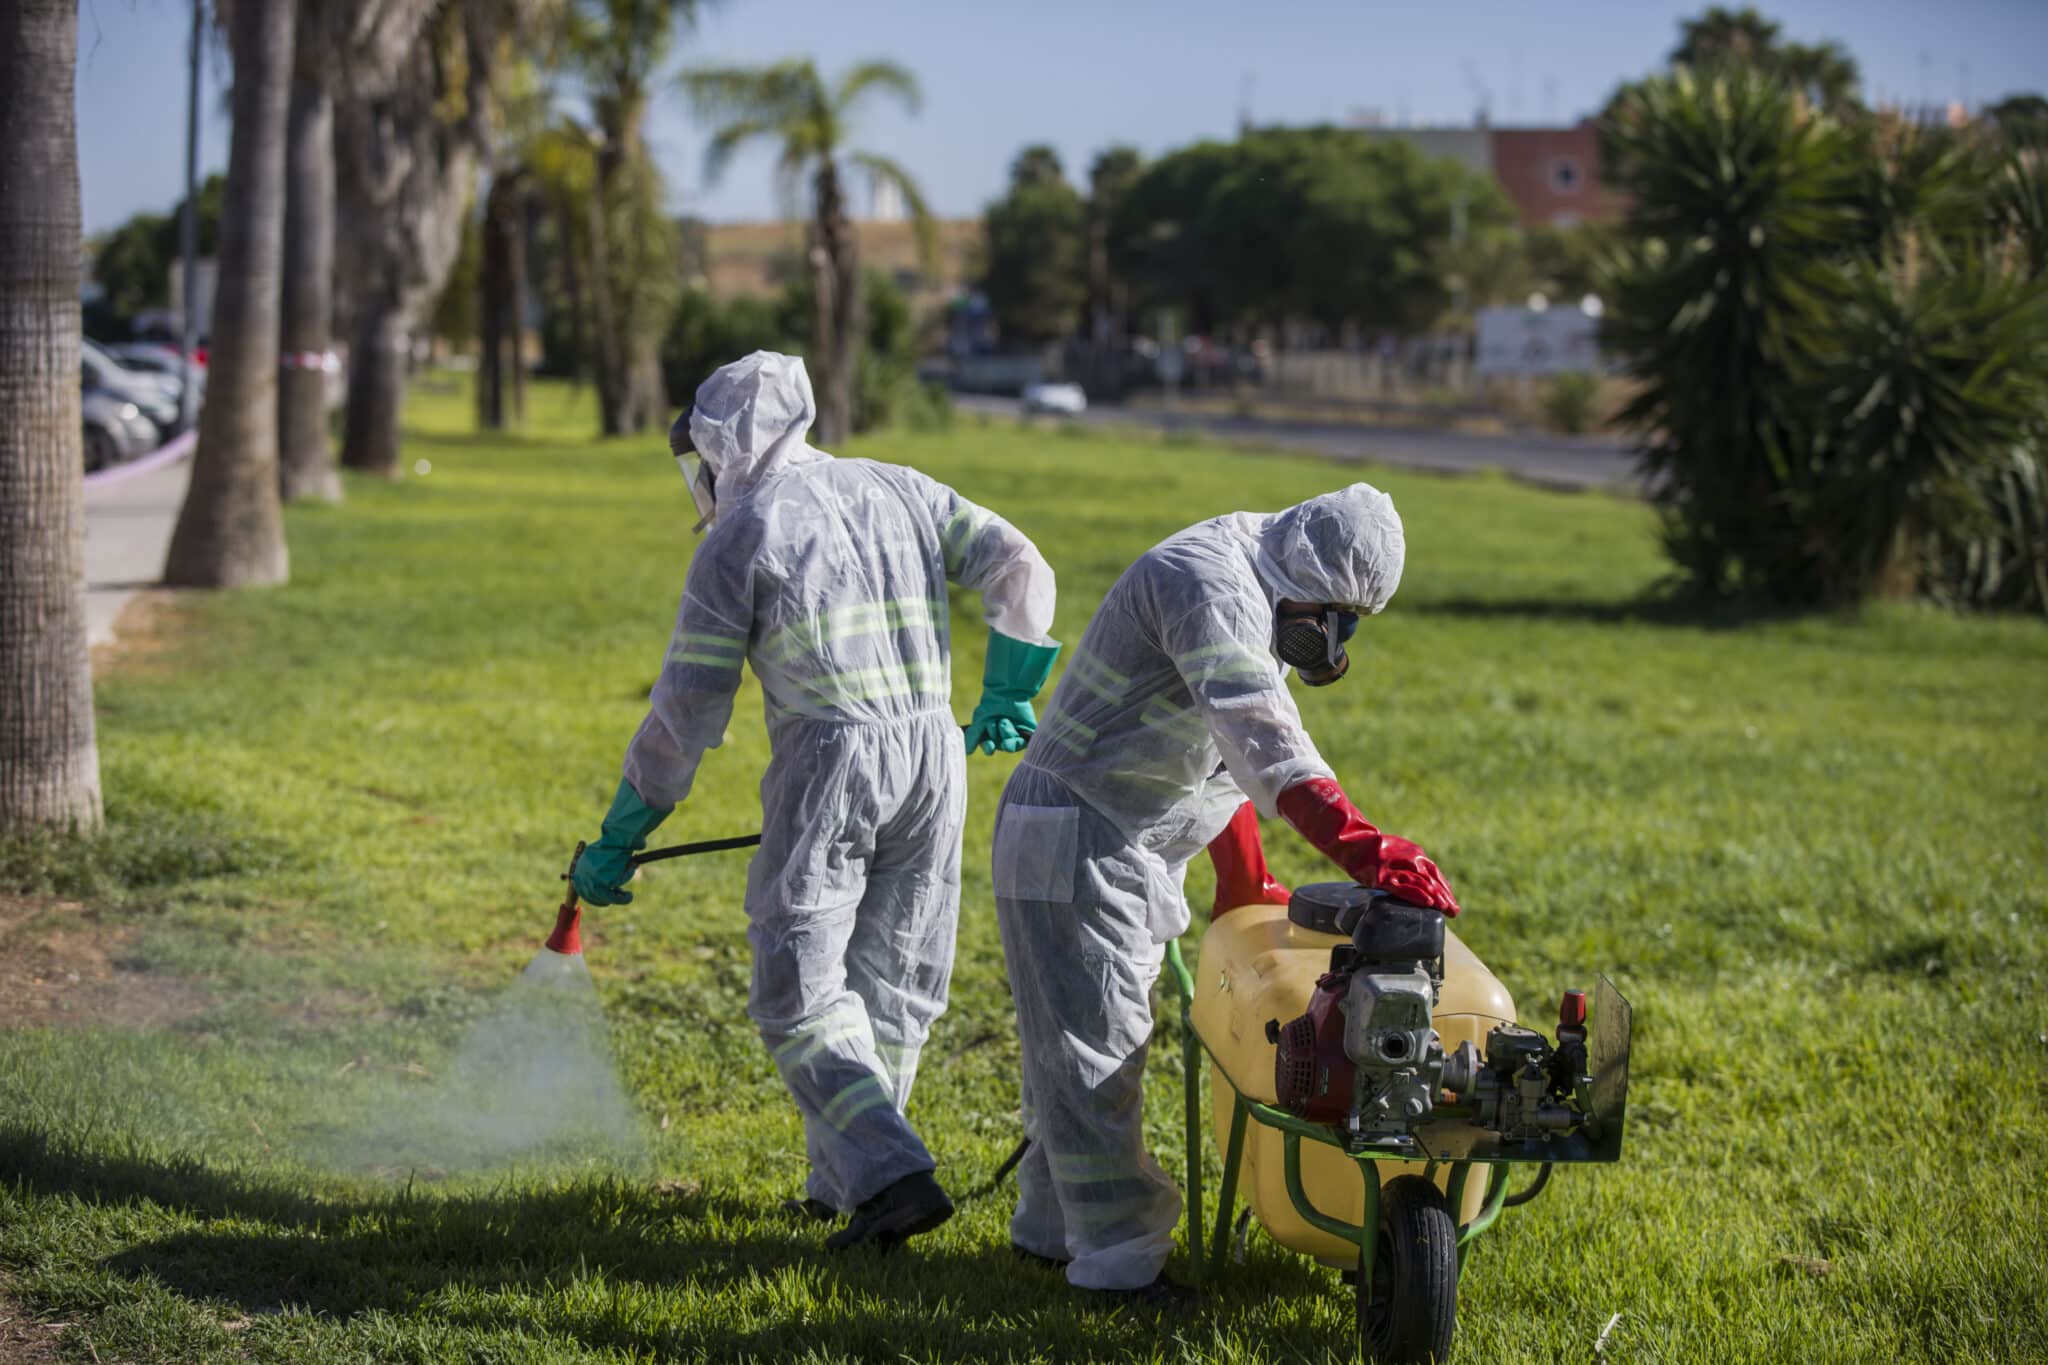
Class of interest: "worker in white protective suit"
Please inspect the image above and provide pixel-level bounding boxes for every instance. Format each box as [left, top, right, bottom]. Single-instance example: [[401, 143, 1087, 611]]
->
[[990, 483, 1459, 1303], [572, 352, 1060, 1251]]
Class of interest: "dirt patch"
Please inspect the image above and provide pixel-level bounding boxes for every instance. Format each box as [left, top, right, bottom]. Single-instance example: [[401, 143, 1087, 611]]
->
[[90, 588, 201, 679], [0, 896, 211, 1030], [0, 1278, 65, 1365]]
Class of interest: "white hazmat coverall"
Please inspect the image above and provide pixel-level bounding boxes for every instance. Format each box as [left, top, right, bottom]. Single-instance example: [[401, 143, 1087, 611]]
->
[[990, 484, 1405, 1289], [625, 352, 1056, 1212]]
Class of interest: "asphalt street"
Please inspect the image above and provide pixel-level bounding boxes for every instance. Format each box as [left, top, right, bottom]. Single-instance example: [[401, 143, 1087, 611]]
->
[[956, 395, 1638, 493]]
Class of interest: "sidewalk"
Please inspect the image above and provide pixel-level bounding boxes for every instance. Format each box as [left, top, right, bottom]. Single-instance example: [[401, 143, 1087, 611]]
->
[[83, 435, 192, 648]]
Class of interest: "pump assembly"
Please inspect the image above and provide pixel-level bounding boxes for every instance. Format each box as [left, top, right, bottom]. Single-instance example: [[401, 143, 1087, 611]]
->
[[1268, 885, 1625, 1160]]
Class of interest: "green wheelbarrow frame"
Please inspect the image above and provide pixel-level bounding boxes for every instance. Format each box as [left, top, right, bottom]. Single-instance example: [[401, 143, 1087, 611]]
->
[[1162, 938, 1584, 1290]]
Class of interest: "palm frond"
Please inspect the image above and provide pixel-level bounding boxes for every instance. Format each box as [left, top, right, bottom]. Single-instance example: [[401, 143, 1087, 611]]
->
[[680, 58, 819, 125], [834, 59, 921, 119], [702, 116, 779, 186], [849, 150, 938, 271]]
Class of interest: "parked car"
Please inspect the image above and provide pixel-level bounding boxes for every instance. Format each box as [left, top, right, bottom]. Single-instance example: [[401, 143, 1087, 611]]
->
[[82, 339, 181, 436], [1021, 381, 1088, 416], [81, 389, 158, 473], [109, 341, 207, 408]]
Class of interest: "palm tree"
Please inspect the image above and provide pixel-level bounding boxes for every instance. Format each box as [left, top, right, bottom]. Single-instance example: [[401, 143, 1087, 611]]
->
[[164, 0, 296, 587], [0, 0, 102, 830], [556, 0, 702, 436], [275, 0, 435, 500], [683, 59, 935, 446], [278, 0, 342, 503], [334, 0, 536, 475]]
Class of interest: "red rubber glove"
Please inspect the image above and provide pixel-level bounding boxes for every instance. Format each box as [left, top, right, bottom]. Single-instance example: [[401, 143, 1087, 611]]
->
[[1205, 801, 1293, 919], [1275, 777, 1460, 916]]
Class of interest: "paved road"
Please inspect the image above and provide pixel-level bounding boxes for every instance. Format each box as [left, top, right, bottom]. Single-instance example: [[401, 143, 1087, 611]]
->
[[957, 395, 1638, 493], [82, 440, 191, 648]]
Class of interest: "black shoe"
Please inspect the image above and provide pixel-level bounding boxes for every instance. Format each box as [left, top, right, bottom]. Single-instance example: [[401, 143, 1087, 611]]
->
[[781, 1196, 838, 1224], [1081, 1274, 1198, 1312], [824, 1171, 954, 1252], [1010, 1242, 1070, 1271]]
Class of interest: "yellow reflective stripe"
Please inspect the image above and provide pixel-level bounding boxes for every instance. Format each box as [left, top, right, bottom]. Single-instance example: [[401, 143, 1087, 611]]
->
[[1174, 641, 1270, 684], [772, 1013, 867, 1069], [763, 597, 946, 666], [822, 1075, 893, 1131], [1139, 694, 1208, 747], [1048, 1150, 1135, 1184], [673, 649, 744, 670], [668, 630, 746, 670], [1067, 647, 1133, 704], [942, 505, 989, 570], [798, 659, 949, 705], [1038, 709, 1098, 758], [1069, 1189, 1172, 1231]]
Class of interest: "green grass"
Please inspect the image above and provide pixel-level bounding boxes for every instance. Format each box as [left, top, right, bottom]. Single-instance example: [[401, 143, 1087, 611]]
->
[[3, 378, 2046, 1362]]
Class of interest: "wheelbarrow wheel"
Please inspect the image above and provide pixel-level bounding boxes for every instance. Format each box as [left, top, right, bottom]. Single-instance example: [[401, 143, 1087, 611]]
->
[[1357, 1175, 1457, 1364]]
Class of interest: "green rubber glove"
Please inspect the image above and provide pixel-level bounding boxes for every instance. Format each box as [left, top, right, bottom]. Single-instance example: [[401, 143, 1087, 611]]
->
[[965, 632, 1061, 756], [572, 778, 673, 905]]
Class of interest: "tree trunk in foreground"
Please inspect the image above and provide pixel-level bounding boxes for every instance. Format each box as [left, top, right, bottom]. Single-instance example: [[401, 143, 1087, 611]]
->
[[279, 50, 341, 503], [0, 0, 102, 830], [165, 0, 296, 587]]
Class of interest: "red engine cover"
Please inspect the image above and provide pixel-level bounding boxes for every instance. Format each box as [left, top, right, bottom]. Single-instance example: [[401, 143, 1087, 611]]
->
[[1274, 971, 1355, 1120]]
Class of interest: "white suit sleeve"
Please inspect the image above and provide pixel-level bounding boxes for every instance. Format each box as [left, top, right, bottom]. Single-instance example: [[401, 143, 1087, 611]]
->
[[621, 532, 754, 809], [1154, 579, 1333, 818], [920, 475, 1057, 645]]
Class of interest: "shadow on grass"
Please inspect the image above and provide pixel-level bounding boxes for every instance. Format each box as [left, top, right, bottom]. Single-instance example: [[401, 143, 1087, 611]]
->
[[1408, 592, 1825, 632], [6, 1123, 1340, 1359]]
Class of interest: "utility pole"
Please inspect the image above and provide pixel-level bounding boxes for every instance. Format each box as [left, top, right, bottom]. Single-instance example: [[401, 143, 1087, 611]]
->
[[178, 0, 203, 429]]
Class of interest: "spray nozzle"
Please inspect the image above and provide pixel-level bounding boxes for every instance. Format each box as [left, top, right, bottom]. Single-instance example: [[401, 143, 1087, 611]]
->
[[547, 841, 585, 955]]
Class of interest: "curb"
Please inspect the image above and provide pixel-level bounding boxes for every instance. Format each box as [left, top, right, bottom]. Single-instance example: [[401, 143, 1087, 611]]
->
[[83, 428, 196, 491]]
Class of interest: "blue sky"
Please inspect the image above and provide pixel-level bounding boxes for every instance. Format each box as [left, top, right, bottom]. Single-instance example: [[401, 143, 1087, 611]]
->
[[76, 0, 2048, 235]]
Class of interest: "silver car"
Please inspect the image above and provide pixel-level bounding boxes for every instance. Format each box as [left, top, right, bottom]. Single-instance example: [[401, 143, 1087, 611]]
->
[[82, 388, 157, 472], [83, 339, 181, 436]]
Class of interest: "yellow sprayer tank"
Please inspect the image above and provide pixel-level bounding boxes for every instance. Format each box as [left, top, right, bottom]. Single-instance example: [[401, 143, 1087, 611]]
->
[[1189, 900, 1516, 1266]]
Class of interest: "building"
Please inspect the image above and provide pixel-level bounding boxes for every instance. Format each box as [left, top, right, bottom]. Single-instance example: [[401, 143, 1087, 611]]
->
[[1357, 118, 1624, 228]]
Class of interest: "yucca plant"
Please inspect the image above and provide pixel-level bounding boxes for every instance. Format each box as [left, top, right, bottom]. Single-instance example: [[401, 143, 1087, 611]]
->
[[1602, 70, 1864, 603], [1803, 249, 2048, 604]]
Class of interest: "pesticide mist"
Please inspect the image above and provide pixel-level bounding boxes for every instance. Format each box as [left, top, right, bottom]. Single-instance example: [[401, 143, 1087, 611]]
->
[[312, 948, 649, 1178]]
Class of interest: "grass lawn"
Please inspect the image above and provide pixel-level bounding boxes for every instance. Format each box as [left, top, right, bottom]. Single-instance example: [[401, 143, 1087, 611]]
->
[[3, 379, 2045, 1363]]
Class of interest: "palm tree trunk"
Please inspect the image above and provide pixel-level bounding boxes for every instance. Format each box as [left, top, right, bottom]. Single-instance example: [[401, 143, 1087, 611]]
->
[[278, 55, 340, 503], [810, 159, 860, 445], [478, 169, 529, 431], [165, 0, 295, 588], [0, 0, 102, 831], [584, 182, 627, 436], [342, 303, 407, 477]]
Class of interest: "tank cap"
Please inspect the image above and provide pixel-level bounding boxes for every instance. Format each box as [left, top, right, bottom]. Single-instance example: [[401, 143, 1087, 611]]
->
[[1559, 988, 1587, 1028]]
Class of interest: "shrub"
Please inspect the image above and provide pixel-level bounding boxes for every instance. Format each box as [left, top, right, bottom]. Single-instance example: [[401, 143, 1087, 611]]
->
[[1542, 372, 1602, 434], [1603, 71, 2048, 612]]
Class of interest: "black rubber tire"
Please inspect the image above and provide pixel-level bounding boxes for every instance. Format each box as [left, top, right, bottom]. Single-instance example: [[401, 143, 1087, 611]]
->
[[1357, 1175, 1458, 1363], [83, 424, 117, 473]]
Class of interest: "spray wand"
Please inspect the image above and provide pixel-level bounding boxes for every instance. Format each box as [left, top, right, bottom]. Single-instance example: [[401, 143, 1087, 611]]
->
[[547, 833, 764, 957]]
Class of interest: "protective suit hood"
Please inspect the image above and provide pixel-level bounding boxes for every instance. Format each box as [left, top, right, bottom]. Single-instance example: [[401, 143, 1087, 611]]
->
[[1253, 482, 1406, 614], [678, 351, 826, 523]]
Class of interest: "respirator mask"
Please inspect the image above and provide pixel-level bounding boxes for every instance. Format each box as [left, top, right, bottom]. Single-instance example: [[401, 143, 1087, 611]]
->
[[669, 406, 717, 532], [1274, 603, 1359, 686]]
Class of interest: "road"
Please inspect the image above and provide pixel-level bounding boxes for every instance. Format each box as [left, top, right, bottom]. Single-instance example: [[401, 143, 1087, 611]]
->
[[956, 395, 1638, 493]]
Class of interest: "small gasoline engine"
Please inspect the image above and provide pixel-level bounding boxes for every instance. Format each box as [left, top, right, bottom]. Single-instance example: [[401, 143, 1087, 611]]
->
[[1267, 889, 1600, 1152]]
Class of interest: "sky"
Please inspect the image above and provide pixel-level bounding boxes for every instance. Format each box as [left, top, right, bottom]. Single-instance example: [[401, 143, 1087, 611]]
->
[[74, 0, 2048, 236]]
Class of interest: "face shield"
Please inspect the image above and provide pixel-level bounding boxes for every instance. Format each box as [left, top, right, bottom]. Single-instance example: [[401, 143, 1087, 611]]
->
[[1274, 604, 1360, 687], [669, 407, 717, 532]]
